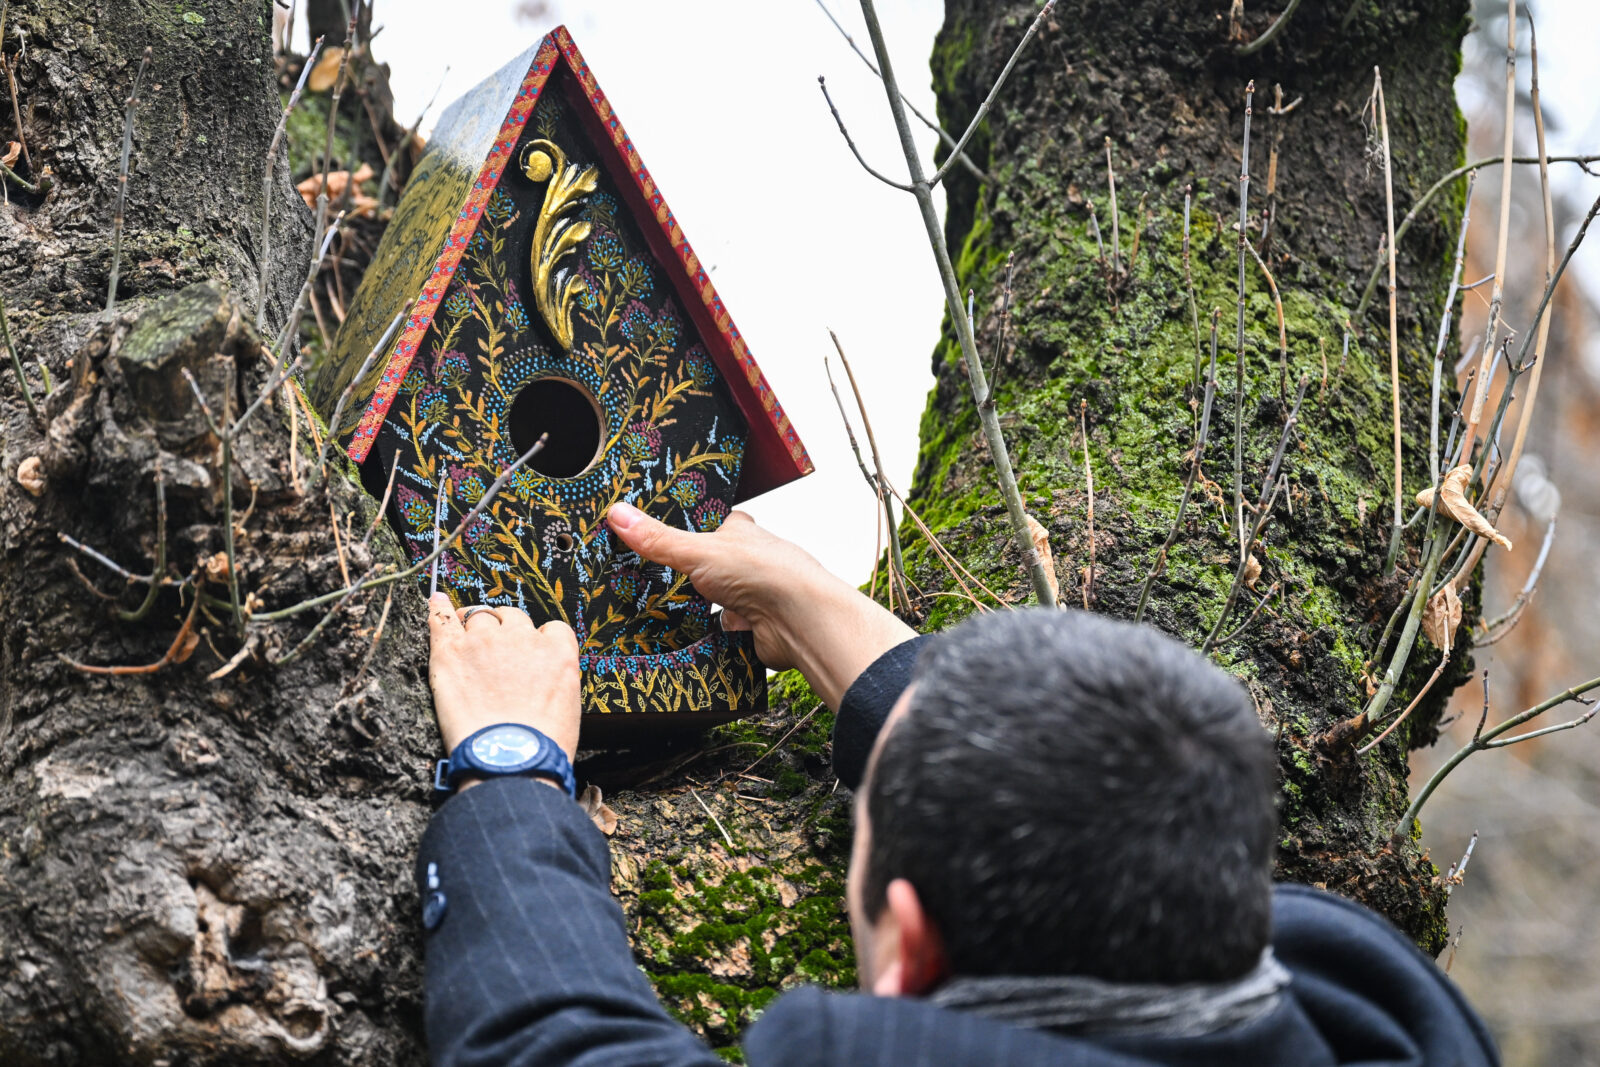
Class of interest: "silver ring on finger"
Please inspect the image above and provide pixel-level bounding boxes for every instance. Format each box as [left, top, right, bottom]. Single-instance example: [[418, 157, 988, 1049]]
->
[[461, 605, 503, 627]]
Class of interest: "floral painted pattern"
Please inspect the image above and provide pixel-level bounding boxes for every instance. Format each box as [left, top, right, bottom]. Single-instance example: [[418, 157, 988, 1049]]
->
[[368, 87, 760, 720]]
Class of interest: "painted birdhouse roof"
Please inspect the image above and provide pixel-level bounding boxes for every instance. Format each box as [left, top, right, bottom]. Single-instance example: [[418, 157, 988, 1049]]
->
[[311, 26, 812, 499]]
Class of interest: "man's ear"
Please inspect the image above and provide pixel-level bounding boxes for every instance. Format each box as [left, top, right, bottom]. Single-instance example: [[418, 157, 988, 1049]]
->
[[871, 878, 949, 997]]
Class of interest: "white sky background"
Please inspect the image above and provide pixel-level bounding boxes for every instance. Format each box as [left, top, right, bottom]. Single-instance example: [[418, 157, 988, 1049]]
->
[[305, 0, 1600, 586]]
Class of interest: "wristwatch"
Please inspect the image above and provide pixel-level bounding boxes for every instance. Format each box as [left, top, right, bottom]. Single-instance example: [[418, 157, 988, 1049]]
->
[[433, 723, 577, 798]]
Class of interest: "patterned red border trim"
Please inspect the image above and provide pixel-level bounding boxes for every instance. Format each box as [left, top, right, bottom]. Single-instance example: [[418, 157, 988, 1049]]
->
[[552, 28, 813, 480], [346, 39, 560, 462], [345, 28, 812, 487]]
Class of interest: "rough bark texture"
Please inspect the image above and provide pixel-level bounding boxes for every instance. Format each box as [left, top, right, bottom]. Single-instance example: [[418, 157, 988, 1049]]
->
[[914, 0, 1472, 951], [0, 0, 1482, 1063]]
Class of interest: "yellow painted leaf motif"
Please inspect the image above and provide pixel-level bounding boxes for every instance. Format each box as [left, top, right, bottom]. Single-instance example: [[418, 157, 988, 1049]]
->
[[1414, 464, 1512, 551], [520, 138, 598, 350]]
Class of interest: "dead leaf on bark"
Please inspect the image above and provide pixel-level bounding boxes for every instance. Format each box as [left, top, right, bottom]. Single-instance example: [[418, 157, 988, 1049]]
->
[[307, 47, 346, 93], [1414, 464, 1512, 550], [296, 164, 377, 214], [1244, 553, 1262, 589], [1024, 513, 1059, 603], [579, 783, 618, 836], [16, 456, 45, 496], [1, 142, 19, 168], [1422, 583, 1462, 655]]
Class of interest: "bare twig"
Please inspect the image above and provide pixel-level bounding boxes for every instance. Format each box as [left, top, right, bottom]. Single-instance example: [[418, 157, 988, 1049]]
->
[[317, 300, 411, 479], [690, 787, 738, 852], [928, 0, 1057, 186], [1204, 375, 1308, 653], [361, 451, 401, 550], [1136, 310, 1220, 623], [1079, 399, 1094, 609], [737, 702, 823, 779], [1444, 831, 1478, 897], [1183, 185, 1202, 393], [1236, 0, 1305, 56], [1431, 172, 1476, 488], [1458, 0, 1518, 468], [817, 76, 912, 191], [257, 36, 325, 328], [0, 1, 30, 171], [106, 47, 152, 314], [311, 16, 358, 276], [0, 290, 38, 422], [812, 0, 991, 183], [61, 574, 203, 676], [1357, 651, 1446, 755], [1396, 673, 1600, 840], [984, 251, 1016, 398], [1352, 153, 1600, 323], [1368, 68, 1404, 572], [1478, 513, 1554, 644], [1217, 580, 1281, 646], [1104, 138, 1120, 276], [1243, 238, 1287, 401], [380, 67, 448, 206], [825, 345, 907, 611], [853, 0, 1055, 607], [1233, 80, 1256, 561]]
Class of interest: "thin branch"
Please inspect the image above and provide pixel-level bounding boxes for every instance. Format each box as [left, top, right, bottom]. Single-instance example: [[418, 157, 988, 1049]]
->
[[106, 47, 151, 314], [316, 300, 411, 479], [929, 0, 1057, 187], [0, 0, 30, 171], [817, 76, 913, 191], [1370, 68, 1404, 571], [1478, 513, 1554, 643], [1079, 399, 1095, 609], [361, 450, 401, 550], [1204, 375, 1308, 654], [812, 0, 992, 183], [379, 66, 448, 206], [0, 290, 37, 422], [61, 574, 203, 675], [1397, 673, 1600, 840], [0, 156, 41, 194], [1136, 310, 1220, 623], [1104, 138, 1120, 276], [984, 251, 1016, 399], [311, 15, 357, 284], [1444, 831, 1478, 897], [1458, 0, 1518, 467], [1243, 238, 1287, 401], [825, 342, 907, 611], [1352, 153, 1600, 323], [1357, 651, 1446, 755], [1236, 0, 1305, 56], [1431, 172, 1476, 488], [690, 787, 738, 853], [1183, 185, 1202, 397], [855, 0, 1055, 607], [1217, 580, 1281, 646], [257, 35, 325, 329], [1233, 80, 1256, 561]]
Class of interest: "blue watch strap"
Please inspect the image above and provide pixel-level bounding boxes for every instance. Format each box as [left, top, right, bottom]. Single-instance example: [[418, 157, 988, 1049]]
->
[[433, 723, 577, 798]]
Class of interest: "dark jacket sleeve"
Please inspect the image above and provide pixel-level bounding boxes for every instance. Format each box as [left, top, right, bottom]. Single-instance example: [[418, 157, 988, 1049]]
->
[[416, 777, 723, 1067], [831, 634, 933, 790]]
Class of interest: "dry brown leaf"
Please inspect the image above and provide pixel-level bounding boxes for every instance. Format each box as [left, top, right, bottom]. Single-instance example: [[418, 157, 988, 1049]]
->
[[15, 456, 45, 497], [1244, 553, 1262, 589], [204, 551, 232, 583], [1414, 463, 1512, 550], [1024, 513, 1060, 603], [171, 627, 202, 666], [307, 47, 345, 93], [1422, 583, 1462, 655], [1, 142, 19, 168], [579, 784, 618, 836]]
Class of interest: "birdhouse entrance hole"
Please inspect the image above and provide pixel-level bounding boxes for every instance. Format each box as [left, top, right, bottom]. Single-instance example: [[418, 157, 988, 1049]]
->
[[508, 376, 606, 480]]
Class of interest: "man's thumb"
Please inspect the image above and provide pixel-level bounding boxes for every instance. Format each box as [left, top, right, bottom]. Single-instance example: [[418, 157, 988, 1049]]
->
[[608, 501, 697, 570]]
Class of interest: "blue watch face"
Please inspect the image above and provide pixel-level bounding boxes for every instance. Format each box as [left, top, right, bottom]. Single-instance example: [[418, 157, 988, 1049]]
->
[[469, 725, 545, 768]]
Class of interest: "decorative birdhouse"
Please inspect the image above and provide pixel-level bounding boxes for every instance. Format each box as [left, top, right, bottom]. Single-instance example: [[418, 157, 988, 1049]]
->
[[311, 27, 811, 733]]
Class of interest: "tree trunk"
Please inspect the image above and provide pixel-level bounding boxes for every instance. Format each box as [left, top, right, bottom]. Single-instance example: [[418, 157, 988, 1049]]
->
[[916, 0, 1472, 950], [0, 0, 1479, 1063]]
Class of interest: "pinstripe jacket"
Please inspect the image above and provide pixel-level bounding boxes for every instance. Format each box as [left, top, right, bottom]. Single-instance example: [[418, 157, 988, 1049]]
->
[[416, 637, 1497, 1066]]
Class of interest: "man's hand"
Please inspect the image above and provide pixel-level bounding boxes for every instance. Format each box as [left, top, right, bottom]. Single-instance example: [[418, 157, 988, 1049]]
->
[[426, 594, 581, 767], [606, 502, 914, 710]]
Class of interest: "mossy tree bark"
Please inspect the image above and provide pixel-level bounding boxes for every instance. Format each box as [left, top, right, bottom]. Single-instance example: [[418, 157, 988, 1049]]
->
[[912, 0, 1473, 950]]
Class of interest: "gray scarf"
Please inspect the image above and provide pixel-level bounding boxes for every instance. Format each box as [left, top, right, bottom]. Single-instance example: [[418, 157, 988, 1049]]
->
[[928, 950, 1290, 1038]]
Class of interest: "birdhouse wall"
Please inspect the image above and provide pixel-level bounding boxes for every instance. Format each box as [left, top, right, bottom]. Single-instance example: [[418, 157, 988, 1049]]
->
[[362, 71, 764, 726]]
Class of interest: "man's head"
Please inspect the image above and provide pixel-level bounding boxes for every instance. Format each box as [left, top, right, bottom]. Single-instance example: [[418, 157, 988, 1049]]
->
[[845, 609, 1276, 995]]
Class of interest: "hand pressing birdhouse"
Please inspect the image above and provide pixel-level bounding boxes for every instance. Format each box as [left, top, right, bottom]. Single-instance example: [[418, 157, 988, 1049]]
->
[[310, 27, 811, 733]]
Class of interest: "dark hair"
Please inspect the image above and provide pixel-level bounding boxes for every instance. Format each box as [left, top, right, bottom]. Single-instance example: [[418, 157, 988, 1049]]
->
[[861, 609, 1276, 983]]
